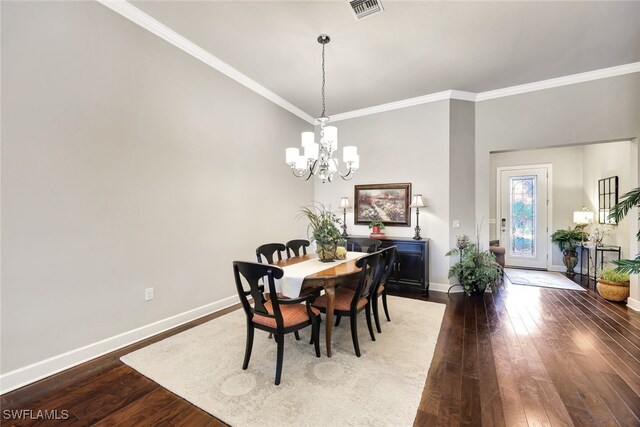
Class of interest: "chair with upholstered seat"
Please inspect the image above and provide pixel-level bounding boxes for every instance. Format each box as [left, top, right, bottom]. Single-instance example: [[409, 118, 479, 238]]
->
[[285, 239, 310, 258], [312, 252, 384, 357], [371, 246, 397, 333], [347, 237, 381, 254], [256, 243, 286, 264], [233, 261, 321, 385]]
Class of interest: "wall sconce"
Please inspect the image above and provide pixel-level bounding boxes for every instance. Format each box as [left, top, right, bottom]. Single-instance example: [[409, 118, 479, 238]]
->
[[340, 196, 351, 237], [410, 194, 425, 240]]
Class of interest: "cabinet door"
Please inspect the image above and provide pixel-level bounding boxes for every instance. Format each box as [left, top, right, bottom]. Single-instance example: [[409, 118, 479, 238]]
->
[[396, 251, 423, 283]]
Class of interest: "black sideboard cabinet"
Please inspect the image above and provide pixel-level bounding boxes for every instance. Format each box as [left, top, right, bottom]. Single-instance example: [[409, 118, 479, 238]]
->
[[346, 236, 430, 293]]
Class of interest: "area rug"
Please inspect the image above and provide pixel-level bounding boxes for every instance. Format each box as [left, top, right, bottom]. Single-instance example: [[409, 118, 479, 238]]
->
[[121, 296, 445, 426], [505, 268, 586, 291]]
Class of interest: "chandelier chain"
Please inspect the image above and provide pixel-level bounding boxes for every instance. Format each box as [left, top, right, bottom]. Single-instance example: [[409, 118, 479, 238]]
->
[[321, 42, 326, 118]]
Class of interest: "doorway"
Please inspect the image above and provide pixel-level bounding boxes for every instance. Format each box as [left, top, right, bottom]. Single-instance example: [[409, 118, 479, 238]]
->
[[497, 165, 551, 269]]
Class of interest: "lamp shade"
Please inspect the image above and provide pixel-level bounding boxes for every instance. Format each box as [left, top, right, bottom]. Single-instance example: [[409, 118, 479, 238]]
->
[[340, 196, 350, 209], [301, 131, 314, 147], [286, 147, 299, 164], [410, 194, 425, 208], [573, 210, 594, 224]]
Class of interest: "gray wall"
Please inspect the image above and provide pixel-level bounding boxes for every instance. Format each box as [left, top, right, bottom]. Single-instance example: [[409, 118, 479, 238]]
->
[[1, 1, 313, 373], [314, 101, 452, 285], [449, 100, 476, 250]]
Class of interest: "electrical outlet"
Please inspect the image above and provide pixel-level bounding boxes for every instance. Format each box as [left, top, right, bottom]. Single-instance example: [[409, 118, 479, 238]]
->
[[453, 220, 460, 229], [145, 287, 154, 301]]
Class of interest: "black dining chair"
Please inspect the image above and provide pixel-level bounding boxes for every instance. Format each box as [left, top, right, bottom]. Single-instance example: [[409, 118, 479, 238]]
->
[[256, 243, 286, 264], [285, 239, 310, 258], [371, 246, 397, 333], [347, 237, 382, 254], [312, 252, 385, 357], [233, 261, 321, 385]]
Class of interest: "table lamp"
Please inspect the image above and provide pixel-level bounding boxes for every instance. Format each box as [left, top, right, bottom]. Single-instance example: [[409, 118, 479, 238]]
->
[[340, 196, 351, 237], [573, 206, 593, 245], [410, 194, 425, 240]]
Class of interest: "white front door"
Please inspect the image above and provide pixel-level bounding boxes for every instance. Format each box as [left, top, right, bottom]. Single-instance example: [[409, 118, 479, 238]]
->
[[498, 166, 550, 269]]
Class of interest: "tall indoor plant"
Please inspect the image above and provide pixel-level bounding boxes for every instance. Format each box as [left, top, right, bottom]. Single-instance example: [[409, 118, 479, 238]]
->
[[299, 204, 343, 262], [610, 187, 640, 275], [551, 226, 589, 277], [446, 235, 501, 296]]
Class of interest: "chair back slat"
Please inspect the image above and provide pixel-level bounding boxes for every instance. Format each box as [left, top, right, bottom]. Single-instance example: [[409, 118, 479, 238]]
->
[[256, 243, 286, 264], [347, 238, 382, 254], [233, 261, 284, 326], [379, 246, 398, 286], [353, 252, 384, 306], [286, 239, 310, 258]]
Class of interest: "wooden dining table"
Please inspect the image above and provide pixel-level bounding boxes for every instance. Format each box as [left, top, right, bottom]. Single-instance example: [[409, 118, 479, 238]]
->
[[274, 254, 362, 357]]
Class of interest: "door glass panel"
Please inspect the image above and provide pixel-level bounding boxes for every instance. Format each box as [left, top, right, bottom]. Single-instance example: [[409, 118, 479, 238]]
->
[[510, 176, 536, 257]]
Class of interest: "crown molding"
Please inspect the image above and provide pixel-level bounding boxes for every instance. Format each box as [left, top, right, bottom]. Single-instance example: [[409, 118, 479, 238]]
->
[[99, 1, 639, 124], [475, 62, 640, 102], [97, 0, 316, 125]]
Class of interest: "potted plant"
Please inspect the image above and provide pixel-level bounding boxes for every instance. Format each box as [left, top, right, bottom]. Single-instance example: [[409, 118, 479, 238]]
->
[[550, 226, 589, 277], [446, 235, 501, 296], [597, 268, 630, 302], [610, 187, 640, 275], [369, 220, 386, 236], [299, 204, 343, 262]]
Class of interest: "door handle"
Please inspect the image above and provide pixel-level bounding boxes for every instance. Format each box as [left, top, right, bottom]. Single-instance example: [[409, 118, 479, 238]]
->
[[501, 218, 506, 233]]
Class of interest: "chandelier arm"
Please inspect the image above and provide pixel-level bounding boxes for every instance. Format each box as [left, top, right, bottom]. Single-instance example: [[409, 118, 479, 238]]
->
[[291, 167, 309, 178]]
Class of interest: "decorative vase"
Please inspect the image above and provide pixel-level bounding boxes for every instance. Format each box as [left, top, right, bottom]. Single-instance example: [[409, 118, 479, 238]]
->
[[317, 242, 337, 262], [562, 250, 579, 277], [597, 279, 630, 302], [372, 225, 381, 234]]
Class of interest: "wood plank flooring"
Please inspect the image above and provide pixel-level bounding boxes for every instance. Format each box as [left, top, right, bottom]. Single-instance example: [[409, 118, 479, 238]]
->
[[2, 275, 639, 426]]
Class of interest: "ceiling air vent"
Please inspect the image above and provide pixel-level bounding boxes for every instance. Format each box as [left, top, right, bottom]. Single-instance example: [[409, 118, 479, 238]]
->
[[348, 0, 384, 21]]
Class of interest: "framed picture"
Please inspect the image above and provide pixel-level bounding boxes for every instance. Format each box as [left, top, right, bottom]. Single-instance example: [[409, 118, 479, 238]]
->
[[354, 183, 412, 226], [598, 176, 618, 225]]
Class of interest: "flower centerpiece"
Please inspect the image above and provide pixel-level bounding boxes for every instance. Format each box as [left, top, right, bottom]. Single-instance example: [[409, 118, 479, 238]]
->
[[446, 234, 501, 296], [299, 204, 343, 262], [591, 224, 613, 246]]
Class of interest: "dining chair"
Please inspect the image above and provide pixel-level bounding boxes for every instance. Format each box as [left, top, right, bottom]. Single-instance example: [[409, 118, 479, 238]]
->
[[233, 261, 321, 385], [312, 252, 385, 357], [347, 237, 382, 254], [285, 239, 310, 258], [256, 243, 286, 264], [371, 246, 397, 333]]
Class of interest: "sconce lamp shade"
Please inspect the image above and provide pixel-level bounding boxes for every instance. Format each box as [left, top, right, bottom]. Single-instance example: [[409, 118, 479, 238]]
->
[[573, 208, 594, 224], [340, 196, 350, 209], [410, 194, 425, 208]]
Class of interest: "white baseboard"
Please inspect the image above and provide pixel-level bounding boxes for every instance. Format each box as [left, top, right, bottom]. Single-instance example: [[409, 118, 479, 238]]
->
[[0, 295, 240, 394], [548, 265, 567, 273], [429, 282, 464, 293], [627, 297, 640, 312]]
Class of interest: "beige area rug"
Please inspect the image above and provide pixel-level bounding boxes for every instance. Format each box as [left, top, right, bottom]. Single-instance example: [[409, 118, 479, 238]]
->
[[505, 268, 586, 291], [121, 296, 445, 426]]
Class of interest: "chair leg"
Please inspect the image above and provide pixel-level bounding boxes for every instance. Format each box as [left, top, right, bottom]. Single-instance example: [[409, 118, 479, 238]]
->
[[335, 315, 342, 327], [310, 315, 322, 344], [372, 296, 382, 333], [365, 304, 376, 342], [382, 291, 391, 322], [275, 333, 284, 386], [242, 324, 254, 370], [294, 331, 301, 341], [350, 314, 361, 357], [312, 317, 321, 357]]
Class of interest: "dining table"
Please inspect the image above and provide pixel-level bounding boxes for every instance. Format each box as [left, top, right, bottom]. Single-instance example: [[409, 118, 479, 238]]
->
[[273, 253, 365, 357]]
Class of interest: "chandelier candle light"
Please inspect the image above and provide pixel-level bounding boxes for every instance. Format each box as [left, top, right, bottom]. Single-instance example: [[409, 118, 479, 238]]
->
[[285, 34, 359, 183], [410, 194, 425, 240]]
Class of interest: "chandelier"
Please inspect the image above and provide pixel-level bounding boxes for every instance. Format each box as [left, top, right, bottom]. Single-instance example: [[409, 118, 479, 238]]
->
[[285, 34, 359, 183]]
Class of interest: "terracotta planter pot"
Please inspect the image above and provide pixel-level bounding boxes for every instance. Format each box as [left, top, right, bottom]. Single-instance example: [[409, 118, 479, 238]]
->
[[597, 279, 630, 302], [372, 226, 381, 234]]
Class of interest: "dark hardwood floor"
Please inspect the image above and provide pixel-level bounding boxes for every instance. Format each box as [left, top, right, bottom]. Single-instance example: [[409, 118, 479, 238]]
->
[[2, 275, 639, 426]]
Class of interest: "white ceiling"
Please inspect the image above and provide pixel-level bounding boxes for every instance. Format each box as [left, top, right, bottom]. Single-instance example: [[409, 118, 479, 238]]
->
[[130, 1, 640, 118]]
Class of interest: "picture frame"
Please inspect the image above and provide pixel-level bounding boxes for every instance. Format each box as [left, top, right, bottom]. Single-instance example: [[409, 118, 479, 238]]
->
[[354, 183, 412, 226], [598, 176, 619, 225]]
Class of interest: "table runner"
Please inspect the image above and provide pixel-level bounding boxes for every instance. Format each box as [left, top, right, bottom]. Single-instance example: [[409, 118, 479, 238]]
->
[[275, 252, 365, 297]]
